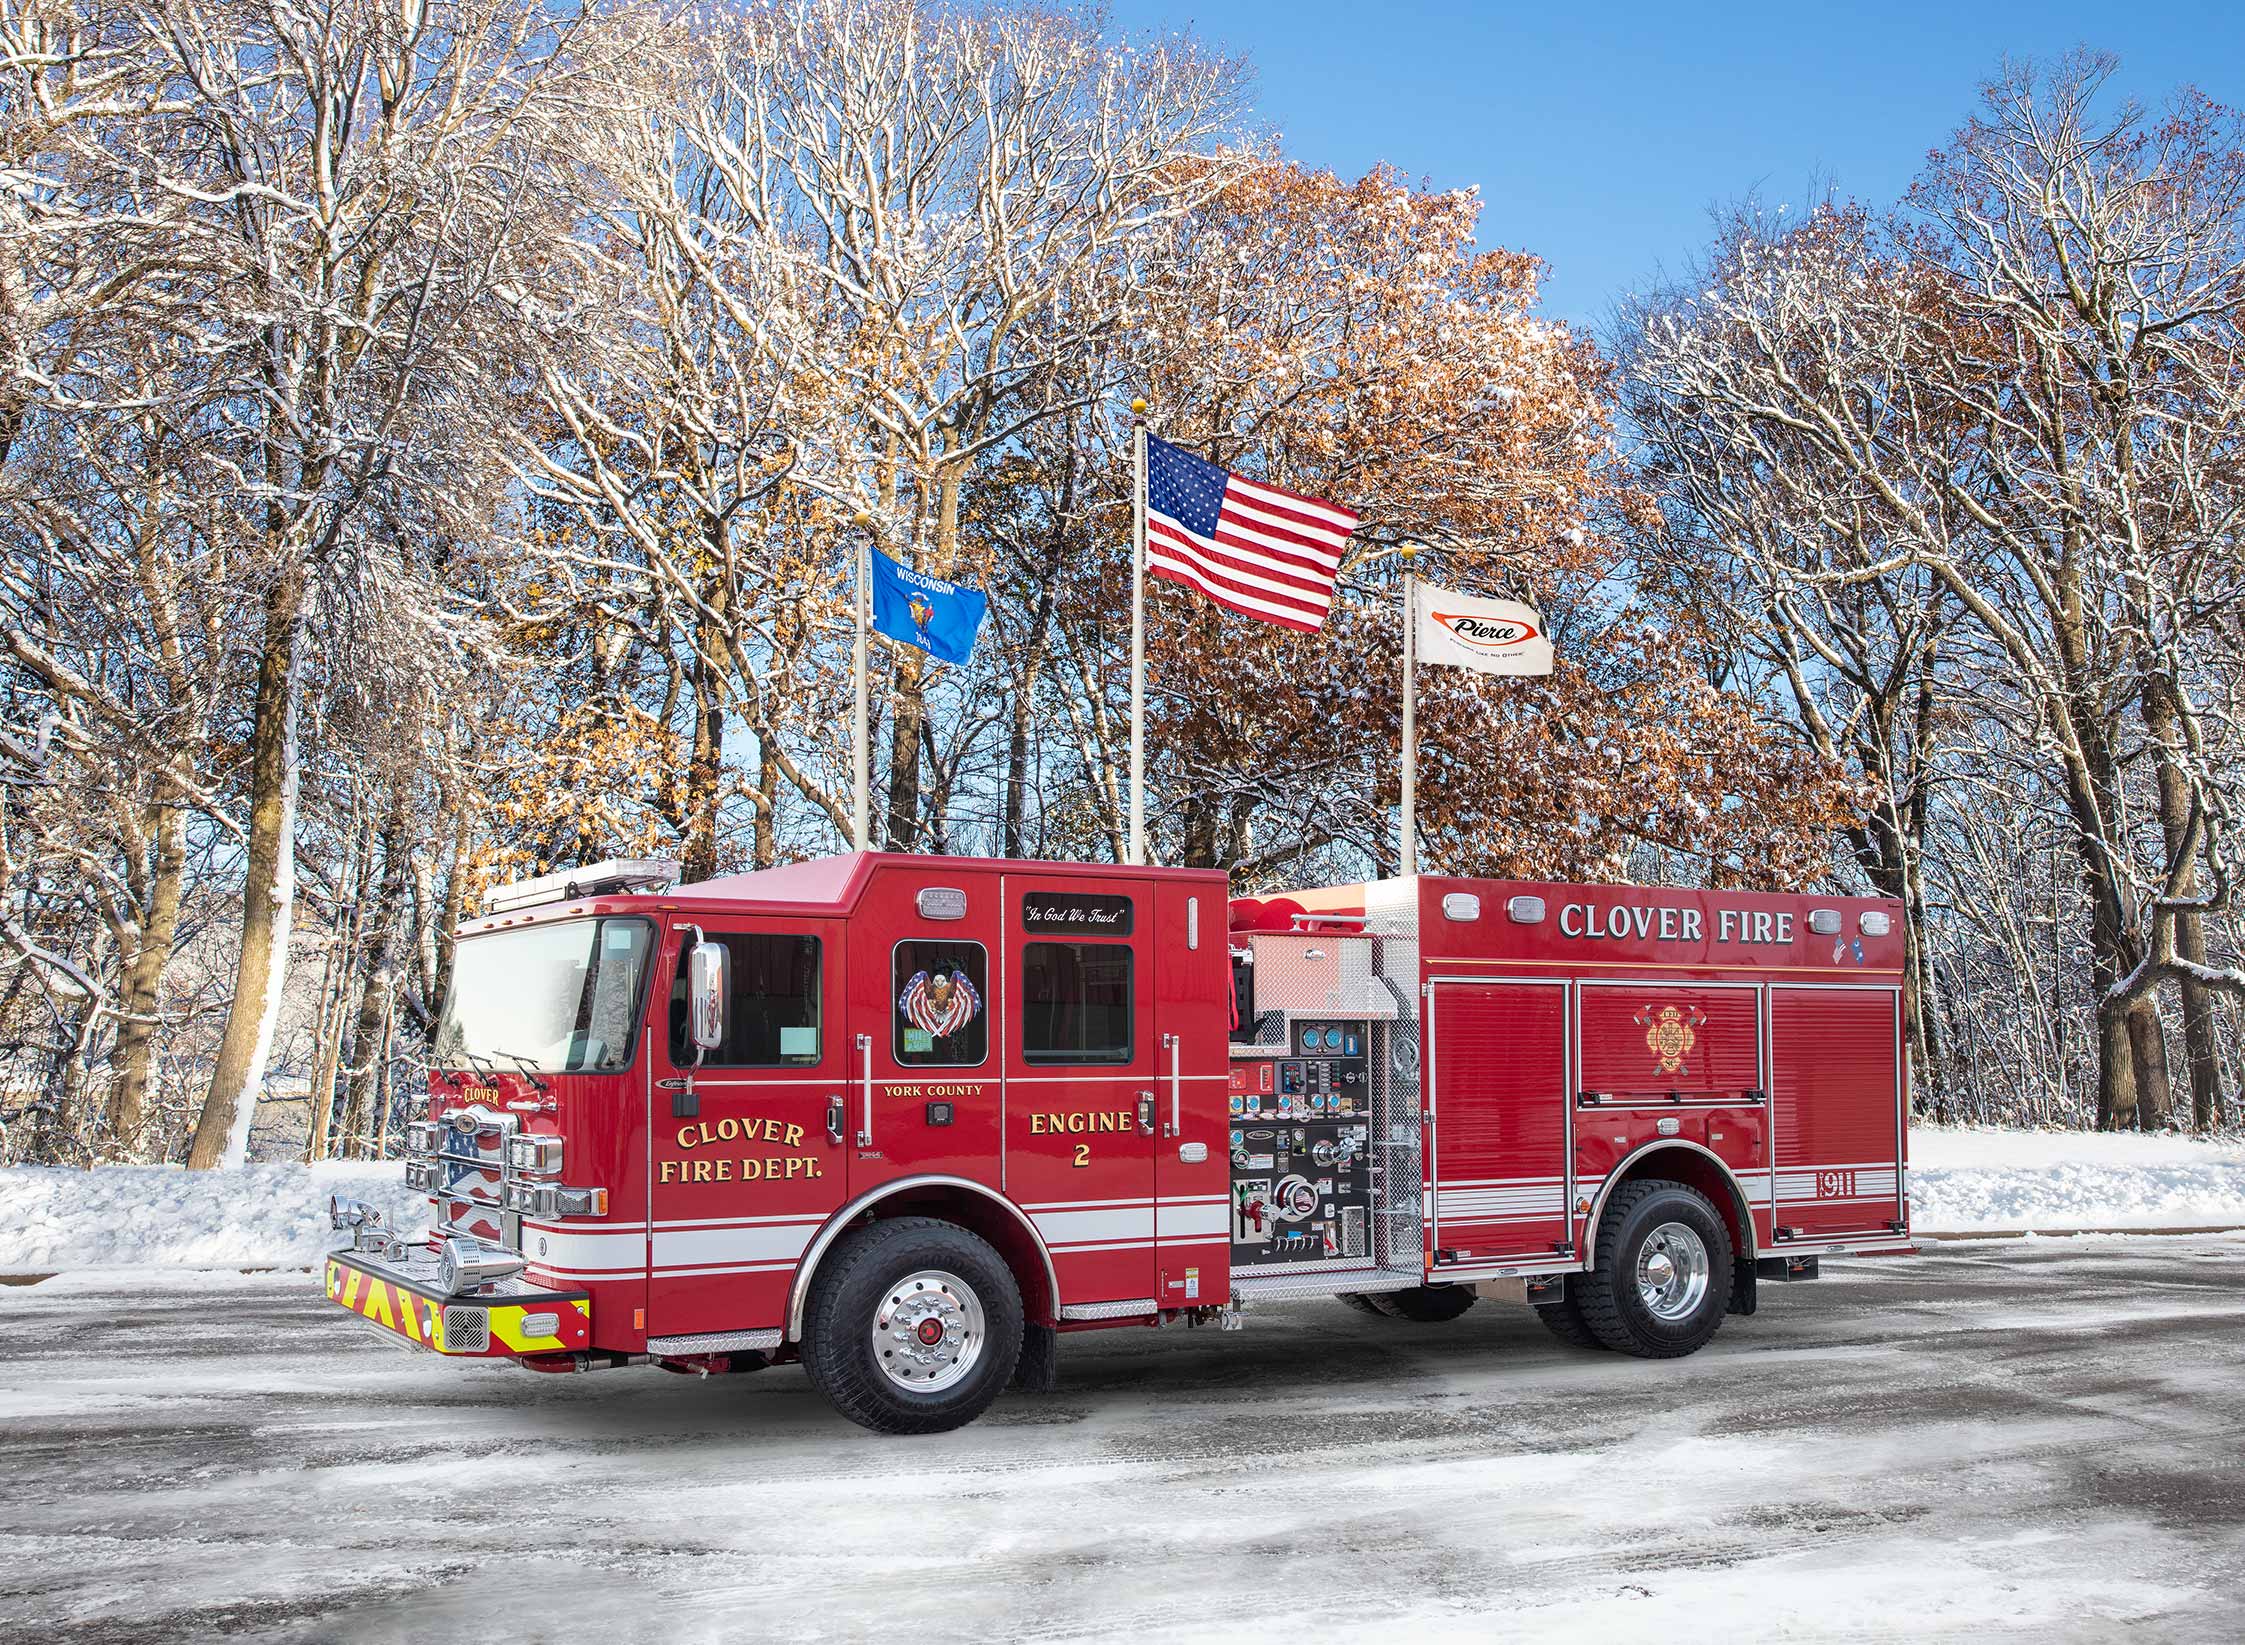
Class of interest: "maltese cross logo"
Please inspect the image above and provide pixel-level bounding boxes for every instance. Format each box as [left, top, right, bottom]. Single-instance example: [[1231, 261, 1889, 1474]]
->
[[1633, 1001, 1707, 1076]]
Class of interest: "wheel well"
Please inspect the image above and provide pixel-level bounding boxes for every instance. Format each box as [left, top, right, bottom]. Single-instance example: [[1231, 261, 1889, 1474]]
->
[[1592, 1144, 1756, 1263], [785, 1178, 1058, 1339]]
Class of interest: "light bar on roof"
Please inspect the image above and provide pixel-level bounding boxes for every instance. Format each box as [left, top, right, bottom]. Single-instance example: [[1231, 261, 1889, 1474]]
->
[[483, 859, 680, 915]]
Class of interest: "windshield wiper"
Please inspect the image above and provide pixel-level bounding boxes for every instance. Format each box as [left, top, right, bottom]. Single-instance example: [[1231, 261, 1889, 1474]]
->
[[491, 1050, 552, 1093], [451, 1048, 502, 1089]]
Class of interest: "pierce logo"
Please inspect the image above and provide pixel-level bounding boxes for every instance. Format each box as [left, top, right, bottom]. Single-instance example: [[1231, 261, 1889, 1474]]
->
[[1433, 611, 1541, 652]]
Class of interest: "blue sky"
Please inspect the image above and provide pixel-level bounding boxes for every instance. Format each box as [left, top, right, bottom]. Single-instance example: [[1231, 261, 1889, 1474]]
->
[[1123, 1, 2244, 332]]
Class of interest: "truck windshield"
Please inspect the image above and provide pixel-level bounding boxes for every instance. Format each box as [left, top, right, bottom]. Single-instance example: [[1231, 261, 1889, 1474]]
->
[[434, 917, 654, 1074]]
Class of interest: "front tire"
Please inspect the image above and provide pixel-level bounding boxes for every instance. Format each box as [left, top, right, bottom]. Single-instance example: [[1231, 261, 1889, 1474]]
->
[[801, 1218, 1024, 1434], [1575, 1180, 1733, 1358]]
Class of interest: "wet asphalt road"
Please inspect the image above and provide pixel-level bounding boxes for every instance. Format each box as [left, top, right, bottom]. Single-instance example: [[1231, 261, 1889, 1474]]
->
[[2, 1237, 2242, 1644]]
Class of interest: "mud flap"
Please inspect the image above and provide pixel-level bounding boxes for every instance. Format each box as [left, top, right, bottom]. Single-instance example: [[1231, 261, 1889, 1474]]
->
[[1727, 1256, 1757, 1316], [1009, 1322, 1058, 1394]]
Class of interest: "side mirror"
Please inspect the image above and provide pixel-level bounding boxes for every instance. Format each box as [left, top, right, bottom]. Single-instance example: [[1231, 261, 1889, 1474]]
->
[[687, 939, 726, 1060]]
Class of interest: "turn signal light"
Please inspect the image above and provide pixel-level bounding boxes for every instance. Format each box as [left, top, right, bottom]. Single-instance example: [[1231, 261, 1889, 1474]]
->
[[504, 1182, 608, 1219]]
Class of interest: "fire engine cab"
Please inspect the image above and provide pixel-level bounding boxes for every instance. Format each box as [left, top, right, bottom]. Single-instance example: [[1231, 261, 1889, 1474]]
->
[[324, 853, 1913, 1433]]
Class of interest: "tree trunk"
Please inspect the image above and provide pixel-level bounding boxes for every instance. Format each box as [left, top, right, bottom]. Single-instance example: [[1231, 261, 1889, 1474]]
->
[[2142, 672, 2226, 1129], [753, 731, 780, 869], [2177, 913, 2225, 1129], [2094, 991, 2137, 1131], [432, 803, 470, 1016], [342, 803, 409, 1159], [305, 806, 374, 1163], [2125, 999, 2174, 1131], [107, 799, 186, 1152], [673, 545, 727, 884], [187, 569, 308, 1170]]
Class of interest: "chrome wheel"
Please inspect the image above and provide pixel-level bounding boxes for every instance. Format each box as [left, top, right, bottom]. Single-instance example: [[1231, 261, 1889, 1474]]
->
[[1634, 1221, 1710, 1321], [871, 1268, 986, 1392]]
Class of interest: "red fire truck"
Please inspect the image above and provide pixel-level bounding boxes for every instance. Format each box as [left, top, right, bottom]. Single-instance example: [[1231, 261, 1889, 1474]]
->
[[324, 853, 1913, 1433]]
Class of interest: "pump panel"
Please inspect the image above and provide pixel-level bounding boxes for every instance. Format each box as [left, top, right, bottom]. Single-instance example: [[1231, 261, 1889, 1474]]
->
[[1228, 1019, 1373, 1269]]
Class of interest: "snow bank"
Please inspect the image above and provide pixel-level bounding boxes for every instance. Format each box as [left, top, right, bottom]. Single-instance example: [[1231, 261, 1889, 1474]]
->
[[5, 1128, 2245, 1273], [0, 1162, 420, 1274], [1910, 1126, 2245, 1232]]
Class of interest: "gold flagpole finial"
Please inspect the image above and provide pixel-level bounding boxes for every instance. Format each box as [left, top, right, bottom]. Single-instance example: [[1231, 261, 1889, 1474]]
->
[[1130, 398, 1148, 417]]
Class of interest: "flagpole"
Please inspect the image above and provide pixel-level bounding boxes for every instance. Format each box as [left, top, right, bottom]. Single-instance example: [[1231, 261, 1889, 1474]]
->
[[1399, 541, 1419, 877], [1128, 399, 1148, 866], [850, 510, 871, 851]]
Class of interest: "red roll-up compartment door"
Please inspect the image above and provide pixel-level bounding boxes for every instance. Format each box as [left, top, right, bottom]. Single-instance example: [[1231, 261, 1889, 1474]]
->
[[1770, 986, 1905, 1239], [1427, 980, 1570, 1267], [1578, 983, 1761, 1101]]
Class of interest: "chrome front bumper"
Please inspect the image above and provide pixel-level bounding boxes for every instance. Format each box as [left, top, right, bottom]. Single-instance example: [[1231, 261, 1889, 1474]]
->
[[323, 1244, 591, 1358]]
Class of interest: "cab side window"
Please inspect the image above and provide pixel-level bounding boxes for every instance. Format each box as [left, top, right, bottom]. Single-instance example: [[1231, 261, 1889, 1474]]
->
[[1021, 942, 1134, 1064], [893, 940, 988, 1066], [668, 932, 822, 1066]]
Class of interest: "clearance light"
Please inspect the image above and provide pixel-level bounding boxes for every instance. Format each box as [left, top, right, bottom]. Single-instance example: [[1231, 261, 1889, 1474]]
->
[[1443, 892, 1483, 922], [1859, 911, 1892, 936], [1505, 895, 1546, 925], [1807, 908, 1842, 935]]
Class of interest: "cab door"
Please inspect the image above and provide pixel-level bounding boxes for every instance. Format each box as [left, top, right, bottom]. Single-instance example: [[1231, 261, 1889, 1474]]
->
[[646, 917, 848, 1338], [1003, 874, 1158, 1310]]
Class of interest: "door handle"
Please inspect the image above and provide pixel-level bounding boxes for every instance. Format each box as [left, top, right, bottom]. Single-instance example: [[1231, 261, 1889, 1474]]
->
[[856, 1033, 873, 1147], [826, 1094, 846, 1147], [1136, 1092, 1156, 1136]]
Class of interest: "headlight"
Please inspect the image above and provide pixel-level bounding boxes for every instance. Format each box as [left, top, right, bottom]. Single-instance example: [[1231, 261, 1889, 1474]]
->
[[405, 1120, 441, 1157], [405, 1160, 439, 1193], [505, 1135, 564, 1175], [437, 1237, 527, 1295]]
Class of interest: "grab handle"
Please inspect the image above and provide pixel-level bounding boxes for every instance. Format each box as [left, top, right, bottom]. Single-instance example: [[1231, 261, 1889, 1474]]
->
[[856, 1033, 873, 1146]]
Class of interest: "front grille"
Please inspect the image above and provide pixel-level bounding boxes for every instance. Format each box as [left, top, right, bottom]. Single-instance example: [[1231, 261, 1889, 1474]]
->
[[441, 1307, 491, 1352]]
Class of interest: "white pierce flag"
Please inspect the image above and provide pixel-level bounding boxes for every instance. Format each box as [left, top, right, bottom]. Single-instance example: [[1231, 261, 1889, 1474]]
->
[[1413, 583, 1554, 676]]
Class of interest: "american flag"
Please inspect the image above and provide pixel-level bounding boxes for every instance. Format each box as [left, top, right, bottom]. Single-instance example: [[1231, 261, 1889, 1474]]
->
[[1144, 434, 1358, 633]]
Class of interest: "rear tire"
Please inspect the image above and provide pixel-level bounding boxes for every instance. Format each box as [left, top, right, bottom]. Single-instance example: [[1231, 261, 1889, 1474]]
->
[[1533, 1290, 1607, 1351], [800, 1217, 1024, 1434], [1575, 1179, 1733, 1359], [1335, 1292, 1389, 1316], [1365, 1285, 1478, 1322]]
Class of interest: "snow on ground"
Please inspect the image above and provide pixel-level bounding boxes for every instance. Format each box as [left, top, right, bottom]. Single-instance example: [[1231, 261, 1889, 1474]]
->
[[4, 1240, 2243, 1642], [1910, 1126, 2245, 1233], [0, 1161, 417, 1273], [4, 1127, 2245, 1274]]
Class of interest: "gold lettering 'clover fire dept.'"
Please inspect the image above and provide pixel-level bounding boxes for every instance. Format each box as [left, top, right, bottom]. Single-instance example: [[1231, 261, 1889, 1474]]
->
[[1632, 1001, 1707, 1076]]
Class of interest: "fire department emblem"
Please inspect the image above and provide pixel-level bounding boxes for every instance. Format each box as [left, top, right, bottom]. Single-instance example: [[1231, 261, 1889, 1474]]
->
[[1633, 1001, 1706, 1075], [900, 967, 982, 1040]]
